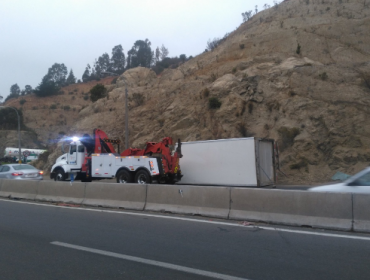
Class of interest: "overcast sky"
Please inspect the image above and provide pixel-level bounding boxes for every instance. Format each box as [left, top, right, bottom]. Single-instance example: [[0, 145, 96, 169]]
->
[[0, 0, 277, 99]]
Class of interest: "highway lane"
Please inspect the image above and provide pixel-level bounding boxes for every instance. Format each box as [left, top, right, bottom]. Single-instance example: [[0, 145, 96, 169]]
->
[[0, 198, 369, 280]]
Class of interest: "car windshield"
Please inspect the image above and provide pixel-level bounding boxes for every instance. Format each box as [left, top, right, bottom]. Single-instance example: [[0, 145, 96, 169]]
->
[[12, 165, 37, 170], [344, 168, 370, 184], [352, 171, 370, 186]]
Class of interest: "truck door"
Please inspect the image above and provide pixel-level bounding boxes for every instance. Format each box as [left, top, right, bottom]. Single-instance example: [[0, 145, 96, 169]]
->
[[68, 144, 77, 165]]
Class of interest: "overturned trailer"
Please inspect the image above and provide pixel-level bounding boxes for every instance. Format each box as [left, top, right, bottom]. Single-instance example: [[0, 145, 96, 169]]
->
[[176, 138, 276, 187]]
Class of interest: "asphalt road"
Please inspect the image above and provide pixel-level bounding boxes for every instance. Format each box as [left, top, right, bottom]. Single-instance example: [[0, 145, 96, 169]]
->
[[1, 198, 369, 280]]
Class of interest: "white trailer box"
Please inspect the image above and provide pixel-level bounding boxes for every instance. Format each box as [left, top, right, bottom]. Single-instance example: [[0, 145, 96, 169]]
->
[[177, 138, 275, 187]]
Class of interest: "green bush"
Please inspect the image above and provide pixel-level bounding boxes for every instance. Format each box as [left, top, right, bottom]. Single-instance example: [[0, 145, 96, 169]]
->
[[90, 84, 107, 102], [63, 105, 70, 111], [209, 97, 222, 109], [319, 72, 328, 80], [19, 99, 26, 105], [83, 95, 89, 100], [50, 104, 57, 109]]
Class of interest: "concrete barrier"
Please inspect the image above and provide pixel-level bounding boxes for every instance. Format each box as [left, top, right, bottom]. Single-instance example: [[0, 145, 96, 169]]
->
[[82, 183, 146, 210], [145, 184, 230, 218], [353, 193, 370, 233], [0, 179, 40, 200], [0, 179, 362, 232], [229, 188, 353, 231], [35, 181, 86, 204]]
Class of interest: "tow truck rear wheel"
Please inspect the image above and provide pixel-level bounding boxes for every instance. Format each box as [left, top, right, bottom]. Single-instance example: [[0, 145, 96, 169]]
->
[[54, 169, 65, 181], [116, 169, 133, 184], [135, 170, 151, 184]]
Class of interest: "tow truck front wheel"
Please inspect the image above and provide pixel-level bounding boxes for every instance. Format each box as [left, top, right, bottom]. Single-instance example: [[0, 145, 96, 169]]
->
[[54, 169, 65, 181], [116, 169, 133, 184], [135, 170, 151, 184]]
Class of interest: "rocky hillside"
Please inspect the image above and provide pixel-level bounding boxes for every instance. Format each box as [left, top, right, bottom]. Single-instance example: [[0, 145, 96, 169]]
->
[[4, 77, 115, 145], [4, 0, 370, 184]]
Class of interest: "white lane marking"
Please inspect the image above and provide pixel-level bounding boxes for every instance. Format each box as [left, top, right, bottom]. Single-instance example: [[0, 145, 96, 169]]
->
[[51, 241, 250, 280], [1, 198, 370, 241]]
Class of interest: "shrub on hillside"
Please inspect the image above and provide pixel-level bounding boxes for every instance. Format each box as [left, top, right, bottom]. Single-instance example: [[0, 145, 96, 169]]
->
[[19, 99, 26, 105], [319, 72, 328, 80], [278, 126, 300, 151], [90, 84, 107, 102], [296, 43, 301, 54], [130, 93, 145, 106], [200, 88, 210, 99], [208, 97, 222, 109]]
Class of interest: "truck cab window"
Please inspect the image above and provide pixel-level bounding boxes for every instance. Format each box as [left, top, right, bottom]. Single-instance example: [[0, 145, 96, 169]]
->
[[78, 145, 85, 153], [70, 145, 76, 154]]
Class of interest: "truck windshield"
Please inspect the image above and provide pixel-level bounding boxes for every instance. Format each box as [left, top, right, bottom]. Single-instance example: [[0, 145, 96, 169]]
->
[[78, 145, 85, 152]]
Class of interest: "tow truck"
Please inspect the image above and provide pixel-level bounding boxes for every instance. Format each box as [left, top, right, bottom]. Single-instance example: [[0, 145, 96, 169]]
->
[[50, 129, 182, 184]]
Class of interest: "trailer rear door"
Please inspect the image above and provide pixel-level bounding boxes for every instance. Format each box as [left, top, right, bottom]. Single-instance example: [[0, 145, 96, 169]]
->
[[257, 140, 275, 186]]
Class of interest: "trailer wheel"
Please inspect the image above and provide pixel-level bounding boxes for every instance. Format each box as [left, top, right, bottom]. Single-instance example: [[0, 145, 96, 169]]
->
[[135, 170, 151, 184], [116, 169, 133, 184], [54, 169, 65, 181]]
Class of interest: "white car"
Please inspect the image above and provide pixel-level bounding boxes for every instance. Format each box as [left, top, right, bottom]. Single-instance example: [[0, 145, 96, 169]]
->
[[309, 167, 370, 194], [0, 164, 44, 180]]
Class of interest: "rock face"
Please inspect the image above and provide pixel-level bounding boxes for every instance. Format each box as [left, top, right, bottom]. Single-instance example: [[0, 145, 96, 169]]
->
[[4, 0, 370, 183]]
